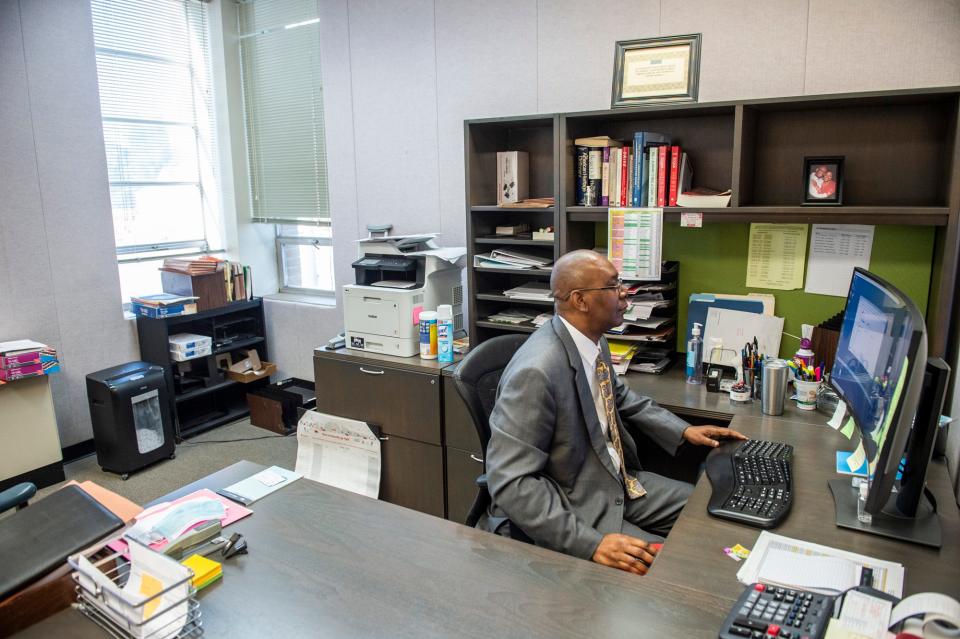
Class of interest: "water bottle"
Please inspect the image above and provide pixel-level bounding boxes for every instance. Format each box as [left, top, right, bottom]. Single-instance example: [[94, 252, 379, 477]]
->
[[437, 304, 454, 363], [686, 322, 704, 384]]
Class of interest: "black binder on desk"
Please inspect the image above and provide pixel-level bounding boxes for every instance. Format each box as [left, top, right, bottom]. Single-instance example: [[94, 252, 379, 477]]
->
[[0, 485, 123, 600]]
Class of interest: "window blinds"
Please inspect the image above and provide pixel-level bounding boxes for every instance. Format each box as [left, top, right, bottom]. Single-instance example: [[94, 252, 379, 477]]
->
[[239, 0, 330, 225], [90, 0, 217, 253]]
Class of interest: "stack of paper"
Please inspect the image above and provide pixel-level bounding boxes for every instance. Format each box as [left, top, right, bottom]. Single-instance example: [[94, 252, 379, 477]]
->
[[628, 358, 672, 374], [474, 252, 551, 271], [608, 341, 640, 375], [532, 313, 553, 327], [738, 531, 904, 597], [180, 554, 222, 591], [503, 282, 553, 302], [485, 309, 537, 325]]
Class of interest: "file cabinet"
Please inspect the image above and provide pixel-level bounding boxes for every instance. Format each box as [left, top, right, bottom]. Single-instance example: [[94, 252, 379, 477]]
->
[[313, 348, 447, 517]]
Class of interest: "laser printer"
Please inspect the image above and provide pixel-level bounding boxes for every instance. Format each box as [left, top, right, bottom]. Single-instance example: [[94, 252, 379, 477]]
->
[[343, 233, 464, 357]]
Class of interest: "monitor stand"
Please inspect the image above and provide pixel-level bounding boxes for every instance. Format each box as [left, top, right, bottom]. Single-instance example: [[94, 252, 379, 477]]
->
[[828, 479, 941, 548]]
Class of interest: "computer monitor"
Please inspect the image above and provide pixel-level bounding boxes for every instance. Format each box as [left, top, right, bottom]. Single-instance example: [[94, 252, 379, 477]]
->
[[827, 268, 948, 547]]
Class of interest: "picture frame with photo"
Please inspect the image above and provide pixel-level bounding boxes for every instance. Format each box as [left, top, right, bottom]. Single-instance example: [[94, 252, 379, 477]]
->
[[803, 156, 844, 205]]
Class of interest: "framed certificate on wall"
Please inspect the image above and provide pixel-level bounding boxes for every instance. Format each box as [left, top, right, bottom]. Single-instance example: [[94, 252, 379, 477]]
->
[[612, 34, 701, 108]]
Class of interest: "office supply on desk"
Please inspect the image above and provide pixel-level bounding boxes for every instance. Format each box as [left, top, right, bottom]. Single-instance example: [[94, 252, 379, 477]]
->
[[110, 489, 252, 557], [718, 583, 837, 639], [162, 519, 222, 559], [72, 540, 197, 639], [181, 553, 222, 591], [217, 465, 301, 505], [826, 269, 950, 547], [738, 531, 904, 597], [295, 411, 382, 498], [706, 439, 794, 528]]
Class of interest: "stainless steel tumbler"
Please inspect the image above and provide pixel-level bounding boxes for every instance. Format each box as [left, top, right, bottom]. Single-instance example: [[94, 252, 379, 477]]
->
[[761, 359, 788, 416]]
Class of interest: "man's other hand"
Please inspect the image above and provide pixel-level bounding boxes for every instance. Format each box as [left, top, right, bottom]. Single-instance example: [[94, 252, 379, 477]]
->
[[591, 534, 658, 575], [681, 425, 748, 448]]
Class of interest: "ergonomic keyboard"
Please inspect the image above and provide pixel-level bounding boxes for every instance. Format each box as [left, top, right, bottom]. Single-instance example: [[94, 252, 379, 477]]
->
[[705, 438, 794, 528]]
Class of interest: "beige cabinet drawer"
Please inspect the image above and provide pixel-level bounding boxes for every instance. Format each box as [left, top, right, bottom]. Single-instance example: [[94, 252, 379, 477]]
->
[[445, 446, 485, 525], [442, 376, 481, 454], [314, 355, 441, 444]]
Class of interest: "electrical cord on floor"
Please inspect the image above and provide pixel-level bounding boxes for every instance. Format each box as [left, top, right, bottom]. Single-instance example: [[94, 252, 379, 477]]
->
[[177, 432, 294, 446]]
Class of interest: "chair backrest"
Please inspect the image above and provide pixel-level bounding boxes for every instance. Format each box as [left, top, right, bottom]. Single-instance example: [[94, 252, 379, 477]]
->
[[453, 334, 529, 454]]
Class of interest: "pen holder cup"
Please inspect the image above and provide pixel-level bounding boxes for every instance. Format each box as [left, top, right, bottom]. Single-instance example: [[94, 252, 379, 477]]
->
[[793, 380, 821, 411], [743, 369, 755, 397]]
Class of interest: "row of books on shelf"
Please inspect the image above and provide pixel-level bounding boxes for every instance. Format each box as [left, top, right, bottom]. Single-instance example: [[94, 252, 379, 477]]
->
[[162, 257, 253, 304], [0, 340, 60, 383], [574, 134, 731, 208]]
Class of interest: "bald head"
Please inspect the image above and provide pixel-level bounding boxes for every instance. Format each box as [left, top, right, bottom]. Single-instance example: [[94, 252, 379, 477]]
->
[[551, 250, 611, 301]]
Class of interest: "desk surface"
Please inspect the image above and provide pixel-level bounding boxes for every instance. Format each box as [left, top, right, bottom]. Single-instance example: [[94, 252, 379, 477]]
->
[[16, 370, 960, 638]]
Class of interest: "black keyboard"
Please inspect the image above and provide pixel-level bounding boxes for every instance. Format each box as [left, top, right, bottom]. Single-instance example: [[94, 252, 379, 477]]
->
[[706, 438, 794, 528], [718, 583, 836, 639]]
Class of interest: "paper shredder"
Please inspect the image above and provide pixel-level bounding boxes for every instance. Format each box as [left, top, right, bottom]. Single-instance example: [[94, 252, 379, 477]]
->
[[86, 361, 175, 479]]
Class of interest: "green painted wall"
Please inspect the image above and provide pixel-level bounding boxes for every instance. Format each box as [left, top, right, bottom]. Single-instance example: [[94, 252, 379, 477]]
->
[[594, 223, 936, 358]]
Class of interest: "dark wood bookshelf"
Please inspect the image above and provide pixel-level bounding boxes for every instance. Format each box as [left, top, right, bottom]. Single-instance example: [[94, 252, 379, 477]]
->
[[465, 87, 960, 357], [474, 237, 555, 246], [135, 299, 269, 440]]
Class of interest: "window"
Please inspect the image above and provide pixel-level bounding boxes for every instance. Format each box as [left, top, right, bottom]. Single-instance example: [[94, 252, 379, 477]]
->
[[275, 225, 335, 294], [238, 0, 334, 294], [90, 0, 221, 301]]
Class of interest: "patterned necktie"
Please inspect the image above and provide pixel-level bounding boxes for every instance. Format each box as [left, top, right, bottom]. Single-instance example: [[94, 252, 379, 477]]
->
[[595, 356, 647, 500]]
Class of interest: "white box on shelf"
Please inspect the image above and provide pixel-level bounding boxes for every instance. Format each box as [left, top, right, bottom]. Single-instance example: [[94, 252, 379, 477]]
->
[[496, 151, 529, 205]]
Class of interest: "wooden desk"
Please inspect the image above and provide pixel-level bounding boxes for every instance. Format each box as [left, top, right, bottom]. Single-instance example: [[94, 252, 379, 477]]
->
[[627, 369, 960, 601], [15, 371, 960, 637]]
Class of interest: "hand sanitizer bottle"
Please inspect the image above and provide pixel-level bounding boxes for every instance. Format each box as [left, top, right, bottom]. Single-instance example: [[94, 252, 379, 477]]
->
[[686, 322, 704, 385]]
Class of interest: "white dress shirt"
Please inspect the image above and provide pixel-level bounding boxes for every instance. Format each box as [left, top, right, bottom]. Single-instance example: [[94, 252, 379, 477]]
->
[[558, 316, 621, 472]]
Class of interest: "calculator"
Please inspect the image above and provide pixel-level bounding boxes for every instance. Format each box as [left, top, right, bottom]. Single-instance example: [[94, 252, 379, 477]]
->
[[718, 583, 837, 639]]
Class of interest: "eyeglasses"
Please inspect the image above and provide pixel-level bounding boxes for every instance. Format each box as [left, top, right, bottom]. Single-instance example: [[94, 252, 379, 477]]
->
[[555, 279, 626, 301]]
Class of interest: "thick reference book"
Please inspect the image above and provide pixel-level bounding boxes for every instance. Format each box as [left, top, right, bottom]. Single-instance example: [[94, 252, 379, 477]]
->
[[575, 145, 590, 205]]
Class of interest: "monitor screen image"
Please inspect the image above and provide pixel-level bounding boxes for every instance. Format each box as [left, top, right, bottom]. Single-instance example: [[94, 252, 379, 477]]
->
[[831, 270, 916, 474]]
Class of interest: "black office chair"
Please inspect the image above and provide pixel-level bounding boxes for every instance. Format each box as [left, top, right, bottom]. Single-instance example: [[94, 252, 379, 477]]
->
[[453, 334, 532, 542], [0, 482, 36, 515]]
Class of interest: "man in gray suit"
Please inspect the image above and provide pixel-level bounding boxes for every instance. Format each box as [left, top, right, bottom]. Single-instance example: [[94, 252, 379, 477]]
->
[[485, 250, 746, 575]]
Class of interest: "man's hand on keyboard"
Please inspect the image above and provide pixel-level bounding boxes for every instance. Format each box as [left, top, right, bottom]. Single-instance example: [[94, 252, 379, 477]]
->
[[591, 534, 658, 575], [682, 425, 748, 448]]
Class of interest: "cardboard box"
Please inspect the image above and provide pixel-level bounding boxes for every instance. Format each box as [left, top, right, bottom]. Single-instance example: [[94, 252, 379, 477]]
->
[[226, 362, 276, 383]]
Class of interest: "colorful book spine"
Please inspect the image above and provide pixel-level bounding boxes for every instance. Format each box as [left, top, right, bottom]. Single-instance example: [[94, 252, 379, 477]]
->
[[609, 148, 620, 207], [586, 148, 602, 206], [648, 150, 658, 207], [575, 146, 589, 205], [657, 145, 669, 207], [620, 147, 630, 206], [600, 147, 610, 206], [668, 145, 682, 207]]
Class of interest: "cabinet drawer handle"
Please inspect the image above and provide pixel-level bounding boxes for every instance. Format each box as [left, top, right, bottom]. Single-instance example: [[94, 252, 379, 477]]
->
[[359, 367, 385, 375], [379, 436, 390, 441], [470, 454, 484, 464]]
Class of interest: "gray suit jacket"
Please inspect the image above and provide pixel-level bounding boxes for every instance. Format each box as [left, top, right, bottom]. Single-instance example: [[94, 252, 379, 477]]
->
[[484, 315, 690, 560]]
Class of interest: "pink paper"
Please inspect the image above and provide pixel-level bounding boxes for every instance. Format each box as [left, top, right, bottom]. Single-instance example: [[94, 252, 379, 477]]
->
[[412, 305, 423, 325], [107, 488, 252, 556]]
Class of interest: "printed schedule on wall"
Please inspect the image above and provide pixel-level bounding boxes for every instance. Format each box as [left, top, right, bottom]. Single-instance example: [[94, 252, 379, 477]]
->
[[608, 208, 663, 281]]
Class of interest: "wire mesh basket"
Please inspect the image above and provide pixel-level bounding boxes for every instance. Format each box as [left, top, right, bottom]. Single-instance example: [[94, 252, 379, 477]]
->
[[68, 550, 203, 639]]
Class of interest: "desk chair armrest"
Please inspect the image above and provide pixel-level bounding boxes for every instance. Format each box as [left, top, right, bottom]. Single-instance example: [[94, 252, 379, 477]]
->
[[0, 482, 37, 514]]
